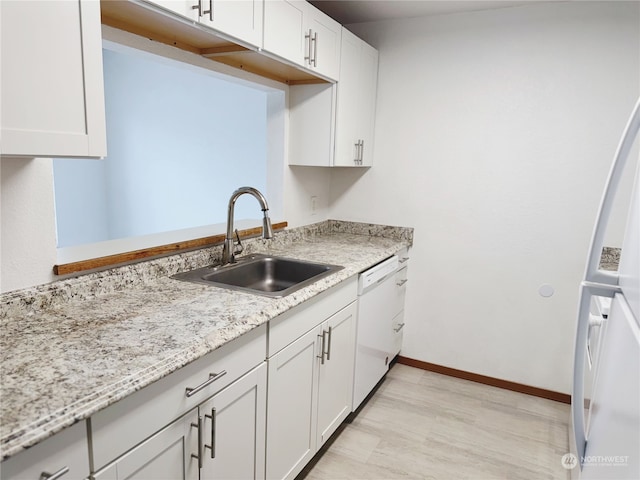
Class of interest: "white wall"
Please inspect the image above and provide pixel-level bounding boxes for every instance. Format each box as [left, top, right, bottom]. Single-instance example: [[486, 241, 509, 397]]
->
[[1, 158, 58, 291], [333, 1, 640, 393]]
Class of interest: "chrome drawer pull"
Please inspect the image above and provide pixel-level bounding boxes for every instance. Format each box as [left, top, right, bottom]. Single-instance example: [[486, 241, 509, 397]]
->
[[40, 467, 69, 480], [185, 370, 227, 398], [325, 326, 332, 361], [396, 279, 408, 287]]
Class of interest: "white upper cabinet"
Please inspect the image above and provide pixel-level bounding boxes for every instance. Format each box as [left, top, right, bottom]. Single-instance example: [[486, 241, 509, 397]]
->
[[0, 0, 107, 158], [263, 0, 340, 81], [289, 28, 379, 167], [150, 0, 263, 48], [262, 0, 306, 65], [333, 28, 378, 167]]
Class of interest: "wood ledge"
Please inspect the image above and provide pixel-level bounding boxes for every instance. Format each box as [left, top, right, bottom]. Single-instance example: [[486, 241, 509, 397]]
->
[[53, 221, 288, 276]]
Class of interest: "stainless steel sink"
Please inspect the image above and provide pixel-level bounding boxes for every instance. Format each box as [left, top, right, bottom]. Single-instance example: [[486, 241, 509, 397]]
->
[[172, 254, 344, 297]]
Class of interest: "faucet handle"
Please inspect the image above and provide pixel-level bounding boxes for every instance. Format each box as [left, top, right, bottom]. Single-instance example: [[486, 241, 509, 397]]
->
[[233, 229, 244, 256]]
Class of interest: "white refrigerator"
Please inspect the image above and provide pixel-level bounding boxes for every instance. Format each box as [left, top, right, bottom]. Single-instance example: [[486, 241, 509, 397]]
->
[[570, 98, 640, 479]]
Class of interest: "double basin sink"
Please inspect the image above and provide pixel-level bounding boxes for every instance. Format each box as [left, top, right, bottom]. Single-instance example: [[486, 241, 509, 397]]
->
[[172, 254, 344, 298]]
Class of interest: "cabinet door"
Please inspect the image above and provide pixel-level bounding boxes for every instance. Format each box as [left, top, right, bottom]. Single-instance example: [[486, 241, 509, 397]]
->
[[200, 363, 267, 480], [333, 29, 361, 167], [1, 422, 90, 480], [288, 83, 335, 167], [208, 0, 263, 48], [316, 302, 357, 447], [94, 410, 199, 480], [357, 40, 379, 167], [263, 0, 306, 66], [334, 29, 378, 167], [0, 0, 106, 158], [358, 42, 378, 167], [306, 7, 341, 80], [266, 327, 320, 480], [148, 0, 199, 20]]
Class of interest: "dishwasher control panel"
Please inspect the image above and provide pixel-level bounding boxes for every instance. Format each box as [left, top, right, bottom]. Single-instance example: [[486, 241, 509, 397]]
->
[[358, 255, 399, 293]]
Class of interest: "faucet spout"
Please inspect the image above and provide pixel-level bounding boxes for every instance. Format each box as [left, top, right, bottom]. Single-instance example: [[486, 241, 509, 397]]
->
[[223, 187, 273, 265]]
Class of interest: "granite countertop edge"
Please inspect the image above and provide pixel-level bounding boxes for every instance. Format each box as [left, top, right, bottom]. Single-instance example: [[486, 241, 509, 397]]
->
[[0, 220, 413, 461]]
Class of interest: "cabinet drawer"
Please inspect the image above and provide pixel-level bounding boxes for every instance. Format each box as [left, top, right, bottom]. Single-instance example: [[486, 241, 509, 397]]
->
[[393, 265, 408, 316], [93, 409, 198, 480], [1, 421, 89, 480], [268, 277, 357, 357], [91, 324, 266, 470], [391, 310, 405, 358]]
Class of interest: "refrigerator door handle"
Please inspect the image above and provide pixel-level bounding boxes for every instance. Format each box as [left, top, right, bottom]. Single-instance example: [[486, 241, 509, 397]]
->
[[585, 97, 640, 286], [572, 281, 621, 466]]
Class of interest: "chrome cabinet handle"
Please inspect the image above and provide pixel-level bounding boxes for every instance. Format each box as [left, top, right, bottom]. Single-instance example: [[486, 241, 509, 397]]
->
[[304, 29, 313, 65], [325, 326, 332, 361], [312, 32, 318, 67], [396, 279, 408, 287], [317, 332, 326, 364], [394, 322, 405, 333], [191, 416, 203, 469], [204, 407, 216, 458], [40, 467, 70, 480], [192, 0, 202, 17], [185, 370, 227, 398], [354, 140, 364, 165], [192, 0, 212, 20]]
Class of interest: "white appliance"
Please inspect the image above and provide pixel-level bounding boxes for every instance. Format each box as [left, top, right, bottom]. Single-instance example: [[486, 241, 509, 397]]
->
[[353, 255, 403, 410], [571, 97, 640, 479]]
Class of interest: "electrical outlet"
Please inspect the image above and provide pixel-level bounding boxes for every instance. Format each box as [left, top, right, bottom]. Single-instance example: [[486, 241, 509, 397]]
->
[[311, 196, 318, 215]]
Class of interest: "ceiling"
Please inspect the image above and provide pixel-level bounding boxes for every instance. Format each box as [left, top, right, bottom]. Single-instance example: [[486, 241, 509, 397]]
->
[[308, 0, 544, 25]]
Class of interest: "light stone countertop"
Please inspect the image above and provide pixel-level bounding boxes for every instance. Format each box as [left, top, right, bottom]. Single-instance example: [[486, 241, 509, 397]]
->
[[0, 221, 413, 461]]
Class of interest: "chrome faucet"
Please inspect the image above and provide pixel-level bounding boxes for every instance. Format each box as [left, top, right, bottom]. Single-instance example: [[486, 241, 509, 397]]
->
[[222, 187, 274, 265]]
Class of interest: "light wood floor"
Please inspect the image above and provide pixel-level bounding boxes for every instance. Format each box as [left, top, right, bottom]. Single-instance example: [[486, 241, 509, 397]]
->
[[299, 363, 571, 480]]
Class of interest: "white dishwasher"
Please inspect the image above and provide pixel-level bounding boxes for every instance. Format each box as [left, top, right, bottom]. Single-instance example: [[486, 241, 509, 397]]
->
[[353, 254, 405, 410]]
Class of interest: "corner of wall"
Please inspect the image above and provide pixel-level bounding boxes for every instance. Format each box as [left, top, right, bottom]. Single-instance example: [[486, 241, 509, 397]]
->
[[1, 157, 57, 293]]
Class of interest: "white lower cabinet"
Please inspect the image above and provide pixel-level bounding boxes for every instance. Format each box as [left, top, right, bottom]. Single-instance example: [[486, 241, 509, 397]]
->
[[94, 364, 267, 480], [1, 421, 90, 480], [2, 276, 373, 480], [90, 325, 266, 480], [266, 325, 319, 480], [316, 302, 357, 447], [199, 364, 267, 480], [93, 410, 199, 480], [266, 299, 357, 480]]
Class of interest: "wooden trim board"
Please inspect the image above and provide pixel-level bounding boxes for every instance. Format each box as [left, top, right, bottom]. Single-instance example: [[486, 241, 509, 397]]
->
[[53, 222, 288, 276], [397, 356, 571, 404]]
